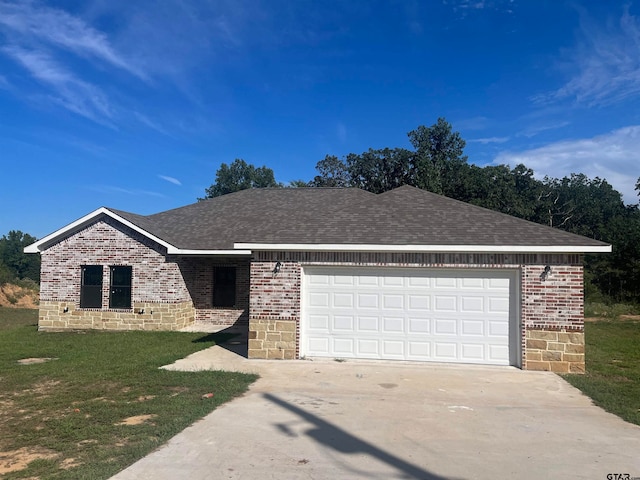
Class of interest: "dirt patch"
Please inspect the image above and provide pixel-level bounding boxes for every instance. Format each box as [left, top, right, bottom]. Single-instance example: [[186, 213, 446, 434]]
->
[[0, 447, 58, 474], [0, 284, 39, 309], [116, 414, 157, 426], [17, 357, 58, 365]]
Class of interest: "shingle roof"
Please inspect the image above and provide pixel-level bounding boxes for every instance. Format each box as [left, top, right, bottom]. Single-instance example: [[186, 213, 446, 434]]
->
[[108, 185, 609, 251]]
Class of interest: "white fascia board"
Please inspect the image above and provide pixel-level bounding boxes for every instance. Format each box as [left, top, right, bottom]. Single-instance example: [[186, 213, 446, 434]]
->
[[166, 248, 252, 255], [23, 208, 253, 256], [233, 243, 612, 254], [24, 207, 175, 254]]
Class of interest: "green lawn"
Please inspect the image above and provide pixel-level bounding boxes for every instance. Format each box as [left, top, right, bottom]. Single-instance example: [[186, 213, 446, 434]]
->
[[563, 320, 640, 426], [0, 307, 257, 479]]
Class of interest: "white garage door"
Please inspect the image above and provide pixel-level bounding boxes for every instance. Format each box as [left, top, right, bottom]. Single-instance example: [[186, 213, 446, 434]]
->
[[302, 267, 518, 365]]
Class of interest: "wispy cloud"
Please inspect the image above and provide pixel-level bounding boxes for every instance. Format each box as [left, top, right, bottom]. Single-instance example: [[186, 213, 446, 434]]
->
[[87, 185, 165, 197], [494, 126, 640, 204], [469, 136, 509, 144], [336, 122, 347, 143], [456, 116, 491, 131], [2, 46, 115, 126], [0, 73, 10, 89], [536, 6, 640, 107], [0, 0, 144, 79], [158, 175, 182, 186], [518, 121, 570, 138]]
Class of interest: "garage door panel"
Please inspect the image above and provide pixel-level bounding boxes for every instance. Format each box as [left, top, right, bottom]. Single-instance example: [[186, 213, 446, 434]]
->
[[333, 293, 354, 308], [309, 292, 330, 308], [461, 296, 484, 312], [434, 318, 457, 335], [382, 316, 404, 333], [357, 339, 379, 356], [408, 341, 431, 357], [357, 316, 379, 331], [434, 296, 457, 311], [333, 315, 354, 332], [303, 267, 515, 365], [358, 294, 378, 308], [462, 319, 484, 335], [408, 317, 430, 334], [383, 294, 404, 309], [382, 340, 405, 357], [333, 338, 355, 355], [434, 342, 457, 359], [461, 343, 484, 361], [408, 294, 430, 310]]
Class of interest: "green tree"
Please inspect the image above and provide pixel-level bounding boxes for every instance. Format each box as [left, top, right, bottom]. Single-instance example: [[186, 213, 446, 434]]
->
[[202, 159, 281, 198], [407, 117, 468, 195], [0, 230, 40, 283], [310, 155, 350, 187], [347, 148, 413, 194]]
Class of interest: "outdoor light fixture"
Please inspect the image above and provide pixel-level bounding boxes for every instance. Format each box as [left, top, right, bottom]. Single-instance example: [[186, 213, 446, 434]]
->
[[273, 261, 282, 275], [138, 308, 145, 314], [540, 265, 552, 281], [63, 306, 69, 313]]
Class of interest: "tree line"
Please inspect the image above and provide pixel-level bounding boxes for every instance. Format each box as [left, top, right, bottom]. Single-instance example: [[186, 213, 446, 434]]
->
[[0, 231, 40, 286], [203, 118, 640, 304]]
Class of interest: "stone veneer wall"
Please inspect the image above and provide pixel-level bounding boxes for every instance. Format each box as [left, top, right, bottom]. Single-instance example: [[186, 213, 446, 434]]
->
[[38, 300, 194, 331], [38, 218, 196, 331], [248, 251, 586, 372]]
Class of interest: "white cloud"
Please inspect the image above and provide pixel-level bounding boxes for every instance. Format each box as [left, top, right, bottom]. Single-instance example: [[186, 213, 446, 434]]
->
[[469, 136, 509, 144], [158, 175, 182, 186], [337, 122, 347, 143], [518, 121, 570, 138], [88, 185, 165, 197], [0, 0, 144, 79], [494, 126, 640, 204], [2, 46, 115, 126], [537, 6, 640, 107]]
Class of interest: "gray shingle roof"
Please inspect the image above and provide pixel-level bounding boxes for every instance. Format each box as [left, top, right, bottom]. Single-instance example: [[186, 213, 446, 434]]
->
[[109, 185, 609, 251]]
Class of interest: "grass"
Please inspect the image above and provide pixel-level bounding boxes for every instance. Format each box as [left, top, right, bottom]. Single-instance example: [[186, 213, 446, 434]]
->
[[0, 307, 257, 479], [584, 301, 640, 319], [563, 320, 640, 426]]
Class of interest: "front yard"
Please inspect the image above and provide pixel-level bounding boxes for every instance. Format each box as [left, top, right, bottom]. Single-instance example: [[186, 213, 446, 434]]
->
[[0, 308, 257, 479], [563, 319, 640, 426]]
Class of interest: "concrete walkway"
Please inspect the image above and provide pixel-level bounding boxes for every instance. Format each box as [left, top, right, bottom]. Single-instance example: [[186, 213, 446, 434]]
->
[[112, 338, 640, 480]]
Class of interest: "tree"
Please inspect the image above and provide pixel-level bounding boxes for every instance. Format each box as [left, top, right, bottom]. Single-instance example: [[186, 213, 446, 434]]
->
[[309, 155, 350, 187], [347, 148, 413, 194], [407, 118, 468, 195], [0, 230, 40, 283], [202, 159, 280, 199]]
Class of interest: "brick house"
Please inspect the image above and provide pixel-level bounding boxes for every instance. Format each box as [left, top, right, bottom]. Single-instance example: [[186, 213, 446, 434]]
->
[[25, 186, 610, 372]]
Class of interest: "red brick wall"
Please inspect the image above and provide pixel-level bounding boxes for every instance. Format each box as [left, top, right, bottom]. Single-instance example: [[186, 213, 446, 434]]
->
[[40, 218, 190, 305], [249, 251, 585, 366], [40, 218, 250, 327]]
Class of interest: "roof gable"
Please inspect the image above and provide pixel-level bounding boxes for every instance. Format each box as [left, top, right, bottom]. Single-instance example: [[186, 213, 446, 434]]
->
[[25, 186, 611, 254]]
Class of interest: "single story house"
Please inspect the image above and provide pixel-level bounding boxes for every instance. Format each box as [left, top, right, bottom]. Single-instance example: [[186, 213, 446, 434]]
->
[[25, 185, 610, 372]]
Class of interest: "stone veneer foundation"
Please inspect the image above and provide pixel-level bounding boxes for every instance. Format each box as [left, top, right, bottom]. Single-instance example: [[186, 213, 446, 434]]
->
[[38, 300, 195, 331]]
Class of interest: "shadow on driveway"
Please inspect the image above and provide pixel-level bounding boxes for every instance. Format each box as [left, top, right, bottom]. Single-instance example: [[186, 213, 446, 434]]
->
[[264, 392, 455, 480]]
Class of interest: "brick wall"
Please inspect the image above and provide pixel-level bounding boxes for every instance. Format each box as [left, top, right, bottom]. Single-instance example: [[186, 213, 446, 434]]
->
[[39, 218, 252, 330], [248, 251, 585, 371], [178, 257, 250, 326]]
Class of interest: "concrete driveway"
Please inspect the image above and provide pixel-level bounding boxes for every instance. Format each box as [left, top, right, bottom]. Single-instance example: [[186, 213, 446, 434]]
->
[[112, 340, 640, 480]]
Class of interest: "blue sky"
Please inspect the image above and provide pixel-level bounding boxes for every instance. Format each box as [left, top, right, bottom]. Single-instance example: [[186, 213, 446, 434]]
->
[[1, 0, 639, 239]]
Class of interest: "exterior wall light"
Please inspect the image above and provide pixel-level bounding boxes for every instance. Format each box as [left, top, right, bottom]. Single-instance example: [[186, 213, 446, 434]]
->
[[273, 261, 282, 275], [540, 265, 552, 281]]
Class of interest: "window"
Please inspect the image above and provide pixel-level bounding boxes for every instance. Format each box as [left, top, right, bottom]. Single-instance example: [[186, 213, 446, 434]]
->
[[109, 266, 132, 309], [213, 267, 236, 307], [80, 265, 103, 308]]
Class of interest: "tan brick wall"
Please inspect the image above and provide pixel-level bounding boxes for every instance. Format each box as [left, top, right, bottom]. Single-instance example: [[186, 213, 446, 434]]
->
[[525, 329, 585, 373], [38, 300, 195, 331]]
